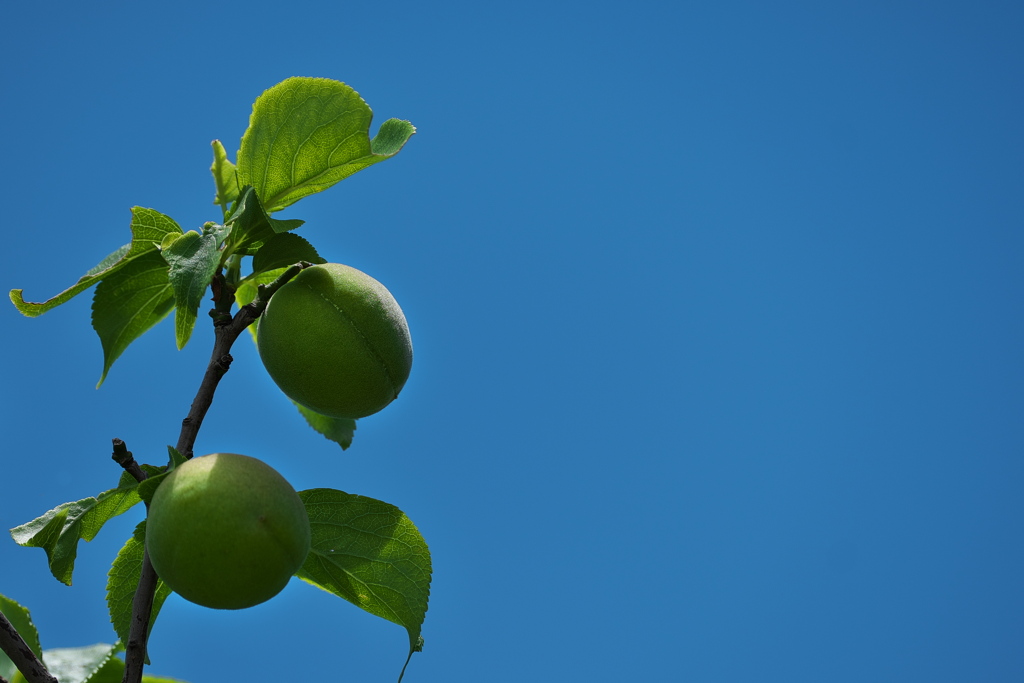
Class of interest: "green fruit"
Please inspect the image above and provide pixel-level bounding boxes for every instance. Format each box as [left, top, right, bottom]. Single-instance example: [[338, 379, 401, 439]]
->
[[146, 453, 311, 610], [257, 262, 413, 419]]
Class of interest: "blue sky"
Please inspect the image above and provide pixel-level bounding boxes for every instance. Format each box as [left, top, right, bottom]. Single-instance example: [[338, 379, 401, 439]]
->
[[1, 1, 1022, 681]]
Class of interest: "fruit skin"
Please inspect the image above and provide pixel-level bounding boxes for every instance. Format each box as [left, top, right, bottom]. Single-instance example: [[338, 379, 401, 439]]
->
[[257, 263, 413, 419], [146, 453, 311, 610]]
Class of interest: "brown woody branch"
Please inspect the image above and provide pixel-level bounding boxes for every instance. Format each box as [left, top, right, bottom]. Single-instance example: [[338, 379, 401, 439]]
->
[[121, 264, 307, 683], [0, 610, 57, 683], [112, 438, 147, 483]]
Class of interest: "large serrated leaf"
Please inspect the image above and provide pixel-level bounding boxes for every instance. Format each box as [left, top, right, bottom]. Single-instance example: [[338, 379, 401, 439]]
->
[[237, 77, 415, 213], [106, 521, 172, 658], [10, 478, 143, 585], [91, 250, 175, 386], [11, 206, 182, 318], [161, 230, 222, 349], [0, 593, 44, 682], [296, 489, 431, 652]]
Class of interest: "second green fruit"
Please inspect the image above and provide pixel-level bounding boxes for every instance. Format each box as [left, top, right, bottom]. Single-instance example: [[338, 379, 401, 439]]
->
[[257, 263, 413, 419], [145, 453, 310, 610]]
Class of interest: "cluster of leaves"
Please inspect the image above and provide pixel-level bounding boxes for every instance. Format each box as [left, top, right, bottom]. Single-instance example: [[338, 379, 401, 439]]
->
[[5, 77, 431, 681], [10, 76, 414, 449]]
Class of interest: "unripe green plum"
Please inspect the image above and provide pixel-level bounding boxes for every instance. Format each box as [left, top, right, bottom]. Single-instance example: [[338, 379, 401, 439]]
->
[[257, 263, 413, 419], [146, 453, 311, 610]]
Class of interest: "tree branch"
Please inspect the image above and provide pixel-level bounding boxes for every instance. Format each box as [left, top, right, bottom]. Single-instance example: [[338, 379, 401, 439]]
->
[[0, 611, 57, 683], [112, 438, 147, 483], [175, 264, 306, 460], [122, 264, 307, 683]]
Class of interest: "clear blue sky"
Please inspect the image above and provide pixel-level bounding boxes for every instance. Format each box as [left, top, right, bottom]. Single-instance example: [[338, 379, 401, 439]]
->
[[2, 1, 1022, 681]]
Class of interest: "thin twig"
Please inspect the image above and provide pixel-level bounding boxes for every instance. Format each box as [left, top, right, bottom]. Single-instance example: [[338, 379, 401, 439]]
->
[[0, 611, 57, 683], [121, 264, 307, 683], [112, 438, 147, 483], [175, 264, 306, 459]]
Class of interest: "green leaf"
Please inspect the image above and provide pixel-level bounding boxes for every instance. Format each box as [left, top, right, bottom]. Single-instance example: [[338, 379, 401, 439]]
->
[[210, 139, 239, 207], [160, 230, 222, 349], [11, 206, 183, 318], [294, 403, 356, 450], [235, 267, 284, 308], [371, 117, 417, 156], [10, 481, 144, 585], [296, 489, 431, 653], [234, 266, 287, 346], [40, 643, 120, 683], [69, 207, 184, 385], [106, 521, 172, 658], [223, 186, 304, 255], [75, 654, 123, 683], [201, 220, 232, 245], [237, 77, 415, 213], [0, 593, 44, 682], [136, 447, 186, 505], [14, 642, 186, 683], [10, 244, 128, 317], [91, 250, 175, 386], [251, 233, 326, 275]]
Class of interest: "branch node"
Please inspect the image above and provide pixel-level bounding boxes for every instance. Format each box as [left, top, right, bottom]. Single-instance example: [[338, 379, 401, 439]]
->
[[111, 438, 147, 483], [209, 308, 233, 326]]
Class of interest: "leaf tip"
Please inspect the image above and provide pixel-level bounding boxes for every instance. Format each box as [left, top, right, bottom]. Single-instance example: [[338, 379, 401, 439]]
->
[[371, 119, 416, 158]]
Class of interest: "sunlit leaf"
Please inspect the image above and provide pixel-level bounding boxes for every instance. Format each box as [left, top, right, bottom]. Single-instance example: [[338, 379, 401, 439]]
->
[[10, 474, 144, 585], [296, 489, 431, 652], [237, 77, 414, 212], [11, 206, 181, 318]]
